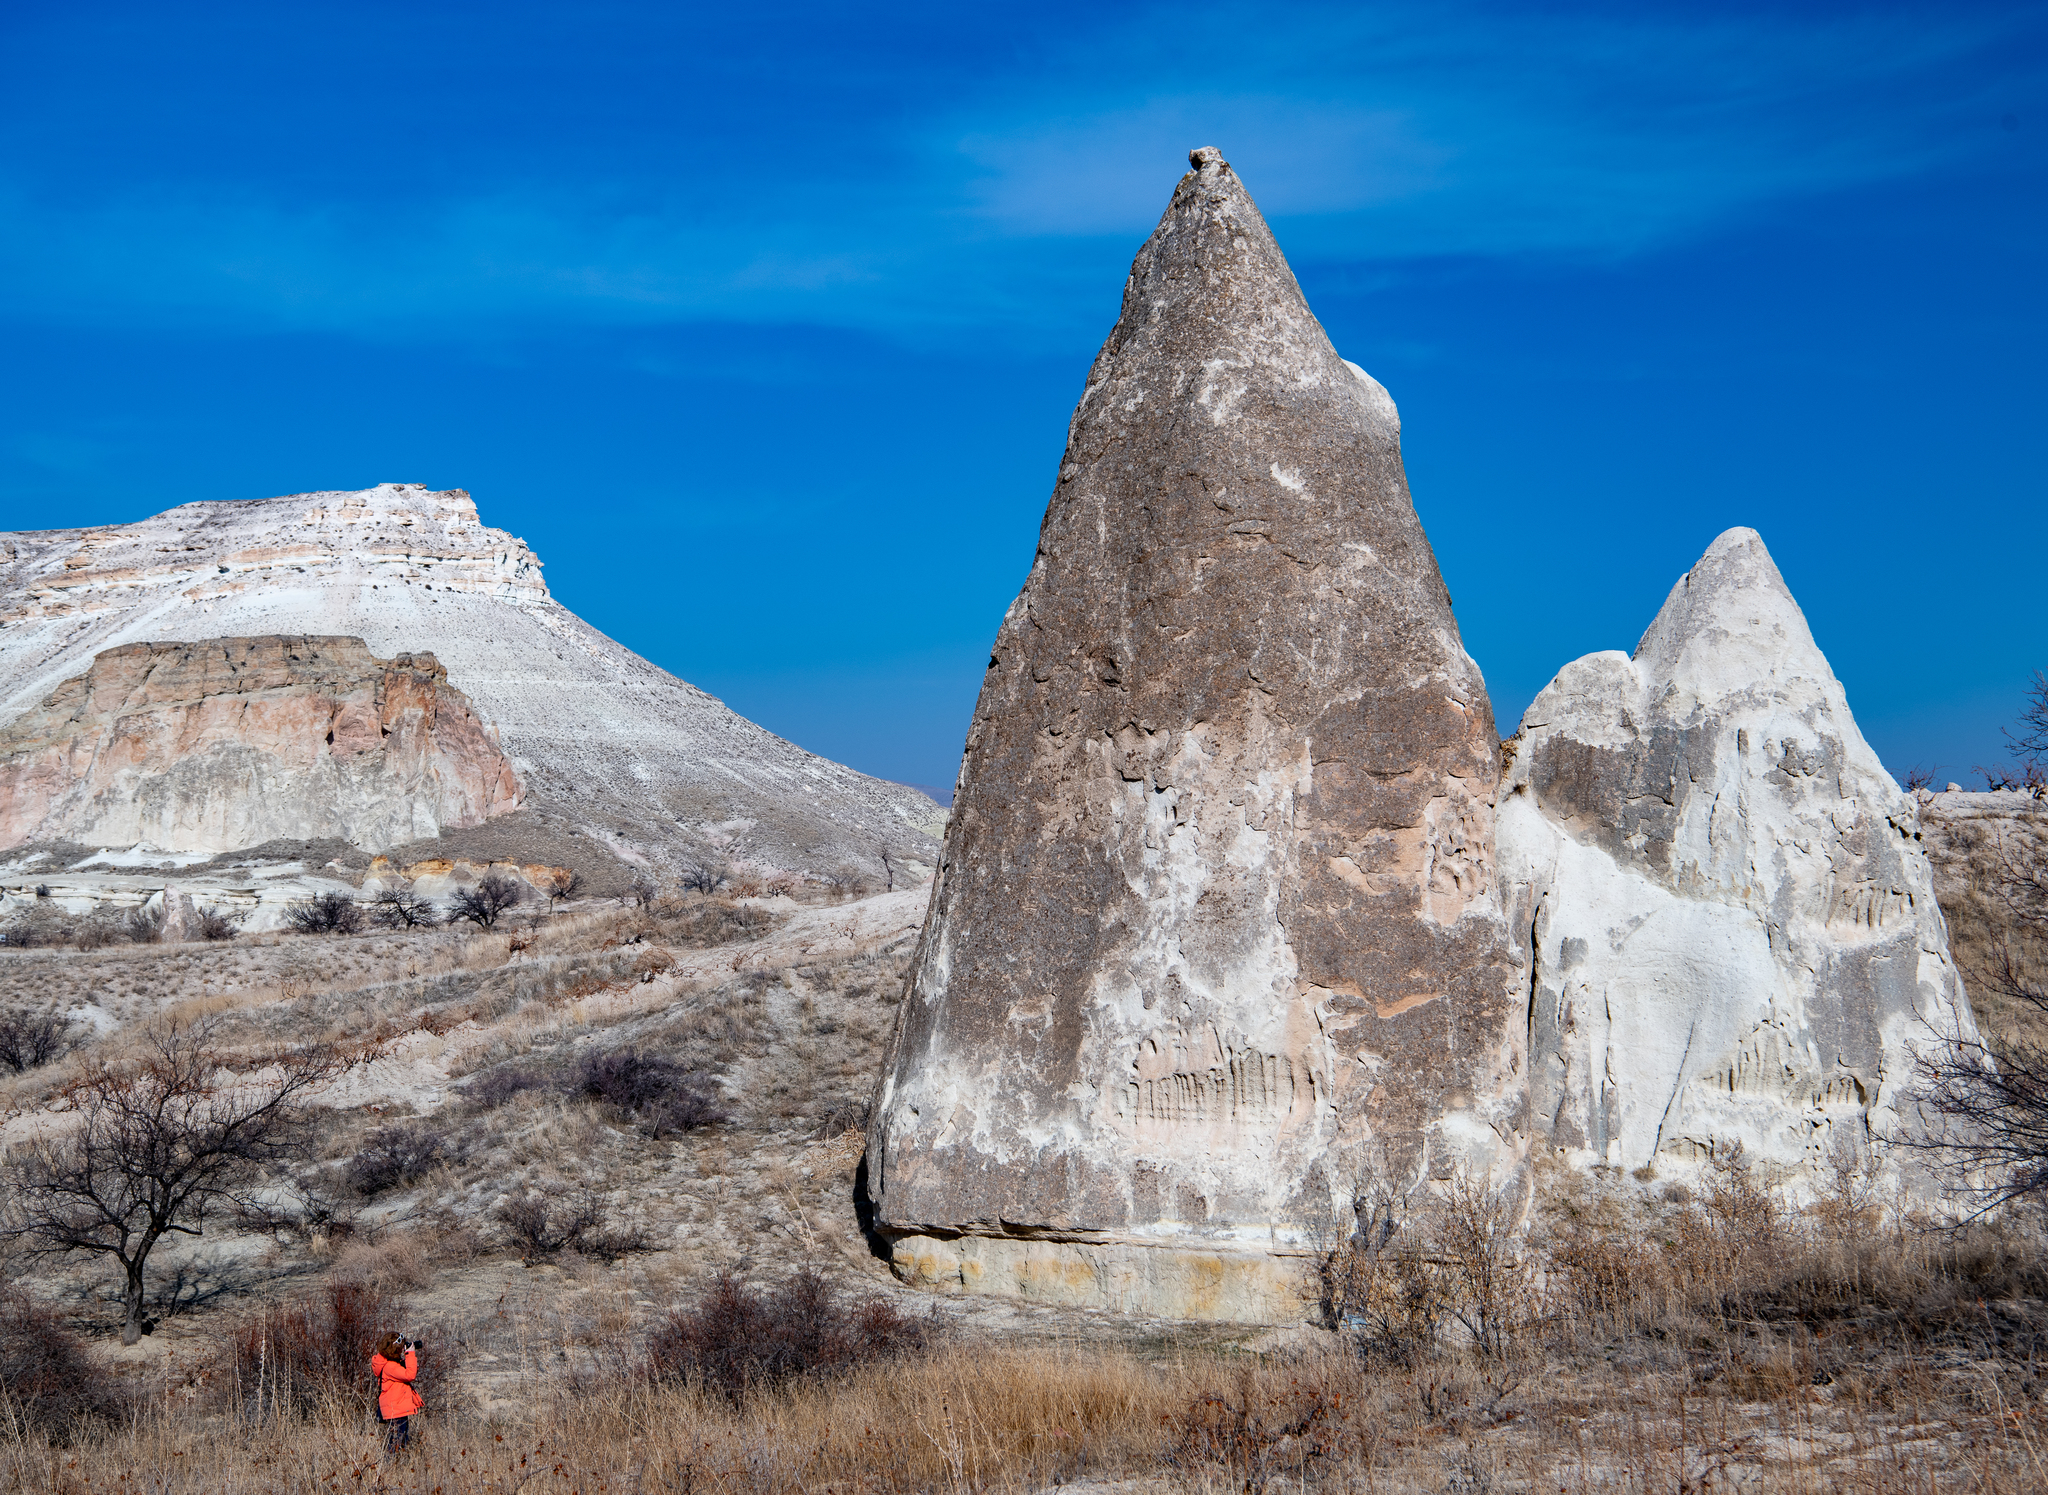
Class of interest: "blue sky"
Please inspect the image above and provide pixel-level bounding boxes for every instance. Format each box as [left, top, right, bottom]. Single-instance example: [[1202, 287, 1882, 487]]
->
[[3, 1, 2043, 792]]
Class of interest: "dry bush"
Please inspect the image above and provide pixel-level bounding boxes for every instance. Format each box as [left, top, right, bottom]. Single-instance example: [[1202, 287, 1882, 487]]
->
[[449, 871, 525, 929], [574, 1047, 727, 1136], [0, 1286, 126, 1444], [0, 1006, 69, 1073], [645, 1270, 932, 1405], [460, 1056, 570, 1109], [1167, 1358, 1369, 1494], [646, 894, 773, 948], [676, 859, 729, 895], [1314, 1175, 1531, 1361], [328, 1233, 435, 1291], [218, 1277, 401, 1421], [283, 891, 364, 936], [494, 1187, 648, 1263], [344, 1122, 446, 1195]]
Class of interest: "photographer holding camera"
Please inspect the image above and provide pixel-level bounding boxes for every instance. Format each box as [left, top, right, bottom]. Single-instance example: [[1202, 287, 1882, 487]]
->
[[370, 1332, 424, 1455]]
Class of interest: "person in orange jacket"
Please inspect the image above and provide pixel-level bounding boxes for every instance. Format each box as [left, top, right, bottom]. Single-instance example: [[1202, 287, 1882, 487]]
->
[[370, 1332, 423, 1455]]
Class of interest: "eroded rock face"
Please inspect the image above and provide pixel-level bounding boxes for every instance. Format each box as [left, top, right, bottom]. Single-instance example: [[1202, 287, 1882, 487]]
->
[[1496, 529, 1973, 1182], [868, 149, 1522, 1319], [0, 636, 521, 853]]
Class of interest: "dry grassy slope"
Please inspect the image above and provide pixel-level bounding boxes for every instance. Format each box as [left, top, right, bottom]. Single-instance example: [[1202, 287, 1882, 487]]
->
[[0, 484, 944, 880], [0, 886, 1239, 1395], [4, 878, 2047, 1491], [1921, 788, 2048, 1049]]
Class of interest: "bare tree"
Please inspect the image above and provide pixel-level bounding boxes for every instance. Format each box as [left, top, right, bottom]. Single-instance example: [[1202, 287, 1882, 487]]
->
[[448, 872, 524, 929], [367, 883, 438, 929], [544, 868, 585, 908], [622, 872, 659, 908], [1, 1022, 333, 1343], [1974, 670, 2048, 797]]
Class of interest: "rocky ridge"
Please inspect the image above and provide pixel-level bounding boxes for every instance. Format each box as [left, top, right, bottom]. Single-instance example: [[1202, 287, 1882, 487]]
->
[[0, 485, 943, 878]]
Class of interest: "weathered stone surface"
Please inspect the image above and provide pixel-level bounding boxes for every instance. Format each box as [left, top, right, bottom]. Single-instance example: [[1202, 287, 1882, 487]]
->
[[867, 148, 1522, 1318], [0, 636, 521, 853], [1496, 528, 1975, 1183]]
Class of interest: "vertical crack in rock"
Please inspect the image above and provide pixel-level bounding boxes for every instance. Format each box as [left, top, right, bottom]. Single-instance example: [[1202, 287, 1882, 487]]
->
[[867, 148, 1522, 1321], [1496, 528, 1978, 1187]]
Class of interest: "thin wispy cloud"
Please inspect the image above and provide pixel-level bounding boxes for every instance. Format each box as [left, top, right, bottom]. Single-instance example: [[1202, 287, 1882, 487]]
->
[[0, 1, 2038, 345]]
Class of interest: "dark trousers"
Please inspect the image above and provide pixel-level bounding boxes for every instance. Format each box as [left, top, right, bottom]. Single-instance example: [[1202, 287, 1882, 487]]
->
[[381, 1414, 411, 1455]]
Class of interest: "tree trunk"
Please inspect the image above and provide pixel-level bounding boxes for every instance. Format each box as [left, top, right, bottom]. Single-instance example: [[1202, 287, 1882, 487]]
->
[[121, 1260, 146, 1345]]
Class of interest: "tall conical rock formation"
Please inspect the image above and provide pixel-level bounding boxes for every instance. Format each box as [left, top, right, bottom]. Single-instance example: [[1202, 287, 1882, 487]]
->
[[868, 149, 1522, 1320], [1496, 528, 1974, 1180]]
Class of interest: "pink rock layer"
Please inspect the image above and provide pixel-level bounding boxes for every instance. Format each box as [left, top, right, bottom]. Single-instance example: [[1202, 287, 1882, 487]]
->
[[0, 636, 521, 853]]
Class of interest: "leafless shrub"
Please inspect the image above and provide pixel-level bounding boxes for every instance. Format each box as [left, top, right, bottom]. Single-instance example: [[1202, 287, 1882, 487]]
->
[[218, 1277, 402, 1421], [623, 872, 659, 907], [345, 1123, 447, 1196], [1167, 1363, 1361, 1494], [195, 905, 239, 940], [1972, 670, 2048, 798], [1427, 1174, 1535, 1357], [0, 1006, 70, 1073], [494, 1187, 634, 1262], [823, 868, 871, 902], [645, 1270, 931, 1404], [543, 868, 585, 906], [367, 883, 437, 929], [460, 1057, 569, 1110], [123, 903, 165, 944], [283, 890, 365, 935], [677, 859, 729, 895], [0, 1285, 127, 1442], [1315, 1174, 1533, 1361], [448, 872, 523, 928], [575, 1047, 727, 1136], [0, 1020, 333, 1342]]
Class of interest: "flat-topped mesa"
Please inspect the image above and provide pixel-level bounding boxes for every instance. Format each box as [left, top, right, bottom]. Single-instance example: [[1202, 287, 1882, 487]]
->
[[0, 636, 522, 854], [0, 484, 944, 879], [867, 148, 1523, 1321], [1496, 528, 1976, 1186]]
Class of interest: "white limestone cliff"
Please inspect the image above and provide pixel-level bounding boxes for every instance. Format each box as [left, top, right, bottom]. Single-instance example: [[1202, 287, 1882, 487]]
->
[[0, 484, 942, 875], [1496, 528, 1974, 1187]]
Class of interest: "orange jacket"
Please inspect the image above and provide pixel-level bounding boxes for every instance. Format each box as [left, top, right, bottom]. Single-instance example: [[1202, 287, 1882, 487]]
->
[[371, 1349, 422, 1420]]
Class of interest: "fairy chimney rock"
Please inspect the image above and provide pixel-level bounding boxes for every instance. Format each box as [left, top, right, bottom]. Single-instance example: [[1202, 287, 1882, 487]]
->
[[867, 149, 1523, 1321], [1495, 528, 1976, 1183]]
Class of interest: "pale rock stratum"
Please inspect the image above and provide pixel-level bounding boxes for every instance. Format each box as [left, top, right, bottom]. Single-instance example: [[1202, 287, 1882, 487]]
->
[[0, 636, 520, 854], [1495, 528, 1974, 1182], [0, 485, 942, 875], [867, 149, 1522, 1320]]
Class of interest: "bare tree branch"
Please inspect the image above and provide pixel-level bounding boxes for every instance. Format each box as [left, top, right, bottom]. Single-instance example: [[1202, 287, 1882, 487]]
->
[[0, 1021, 335, 1342]]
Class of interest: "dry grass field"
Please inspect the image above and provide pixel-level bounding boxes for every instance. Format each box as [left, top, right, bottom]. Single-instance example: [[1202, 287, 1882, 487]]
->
[[1, 844, 2045, 1493]]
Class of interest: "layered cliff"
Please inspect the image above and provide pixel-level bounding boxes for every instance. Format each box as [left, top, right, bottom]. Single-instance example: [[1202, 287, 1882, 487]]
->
[[0, 484, 941, 875], [0, 636, 520, 853]]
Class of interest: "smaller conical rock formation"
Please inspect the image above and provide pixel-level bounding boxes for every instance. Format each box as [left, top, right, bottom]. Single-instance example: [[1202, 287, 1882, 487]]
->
[[1496, 528, 1974, 1183]]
